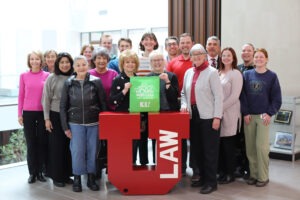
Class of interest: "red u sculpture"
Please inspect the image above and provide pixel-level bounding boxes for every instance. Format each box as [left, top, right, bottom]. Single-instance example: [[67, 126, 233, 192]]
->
[[99, 112, 189, 195]]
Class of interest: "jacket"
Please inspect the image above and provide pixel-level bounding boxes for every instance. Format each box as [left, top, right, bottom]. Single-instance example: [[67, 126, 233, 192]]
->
[[60, 73, 107, 131]]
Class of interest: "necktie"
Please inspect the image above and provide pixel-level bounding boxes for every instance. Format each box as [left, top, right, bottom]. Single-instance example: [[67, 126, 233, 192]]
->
[[211, 58, 216, 68]]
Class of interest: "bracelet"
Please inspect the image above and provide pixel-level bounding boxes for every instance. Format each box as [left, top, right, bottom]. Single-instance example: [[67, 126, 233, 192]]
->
[[165, 82, 171, 85]]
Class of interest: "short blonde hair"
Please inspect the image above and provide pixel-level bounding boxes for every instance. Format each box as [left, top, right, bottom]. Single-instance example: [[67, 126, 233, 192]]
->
[[118, 49, 139, 73], [27, 51, 44, 69]]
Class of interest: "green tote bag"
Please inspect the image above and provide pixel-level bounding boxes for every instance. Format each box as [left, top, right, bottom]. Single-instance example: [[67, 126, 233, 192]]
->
[[129, 76, 160, 112]]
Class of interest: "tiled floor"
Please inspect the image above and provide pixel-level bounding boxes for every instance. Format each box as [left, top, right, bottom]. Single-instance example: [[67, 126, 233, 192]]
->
[[0, 158, 299, 200]]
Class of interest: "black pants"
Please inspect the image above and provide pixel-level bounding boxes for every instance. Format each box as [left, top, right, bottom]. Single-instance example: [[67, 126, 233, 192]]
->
[[23, 111, 48, 176], [191, 106, 220, 187], [133, 113, 149, 165], [189, 107, 201, 175], [235, 119, 249, 175], [47, 111, 72, 182], [218, 135, 236, 176]]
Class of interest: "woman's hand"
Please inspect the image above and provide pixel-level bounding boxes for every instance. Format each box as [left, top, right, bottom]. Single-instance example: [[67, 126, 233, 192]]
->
[[180, 107, 189, 113], [122, 82, 131, 95], [18, 116, 23, 126], [65, 129, 72, 139], [244, 115, 251, 125], [212, 118, 220, 130], [45, 119, 53, 133], [159, 73, 170, 82]]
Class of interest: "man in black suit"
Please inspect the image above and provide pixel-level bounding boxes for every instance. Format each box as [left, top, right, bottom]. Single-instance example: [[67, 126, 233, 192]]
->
[[206, 36, 221, 69]]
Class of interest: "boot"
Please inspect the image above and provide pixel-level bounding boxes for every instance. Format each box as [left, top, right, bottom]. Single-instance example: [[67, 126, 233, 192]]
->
[[72, 175, 82, 192], [87, 173, 99, 191]]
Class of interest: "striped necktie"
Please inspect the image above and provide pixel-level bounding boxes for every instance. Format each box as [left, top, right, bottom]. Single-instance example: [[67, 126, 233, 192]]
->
[[211, 58, 216, 68]]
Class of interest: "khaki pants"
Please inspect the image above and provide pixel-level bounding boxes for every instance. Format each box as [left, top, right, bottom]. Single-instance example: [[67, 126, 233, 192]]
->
[[244, 114, 270, 182]]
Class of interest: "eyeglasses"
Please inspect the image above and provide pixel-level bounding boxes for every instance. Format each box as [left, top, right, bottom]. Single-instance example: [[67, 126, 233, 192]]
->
[[167, 42, 178, 47]]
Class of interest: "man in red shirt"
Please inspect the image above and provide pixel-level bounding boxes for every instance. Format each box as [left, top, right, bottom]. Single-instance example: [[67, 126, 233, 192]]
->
[[166, 32, 195, 179], [167, 33, 194, 94]]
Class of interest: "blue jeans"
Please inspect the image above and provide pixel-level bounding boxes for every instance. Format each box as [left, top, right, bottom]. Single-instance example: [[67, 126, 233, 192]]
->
[[69, 124, 99, 175]]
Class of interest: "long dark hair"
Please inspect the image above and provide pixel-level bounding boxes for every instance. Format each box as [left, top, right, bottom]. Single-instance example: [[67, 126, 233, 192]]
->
[[54, 52, 74, 75]]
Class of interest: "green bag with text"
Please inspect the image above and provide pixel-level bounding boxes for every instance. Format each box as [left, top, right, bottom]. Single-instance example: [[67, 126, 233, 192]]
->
[[129, 76, 160, 112]]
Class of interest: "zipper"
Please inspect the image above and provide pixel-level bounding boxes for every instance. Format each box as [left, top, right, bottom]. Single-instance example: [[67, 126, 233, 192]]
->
[[81, 81, 85, 124]]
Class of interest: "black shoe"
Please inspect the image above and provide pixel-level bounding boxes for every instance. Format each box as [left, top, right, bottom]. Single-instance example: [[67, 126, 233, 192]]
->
[[218, 175, 235, 184], [246, 177, 257, 185], [217, 173, 226, 182], [73, 175, 82, 192], [53, 181, 65, 187], [233, 169, 243, 178], [65, 177, 74, 184], [87, 173, 99, 191], [37, 173, 46, 182], [28, 175, 36, 184], [191, 180, 204, 187], [243, 172, 250, 180], [200, 185, 217, 194], [191, 173, 200, 182]]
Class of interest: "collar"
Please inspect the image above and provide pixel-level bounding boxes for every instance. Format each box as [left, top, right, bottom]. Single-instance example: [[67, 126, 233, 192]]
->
[[193, 61, 209, 72]]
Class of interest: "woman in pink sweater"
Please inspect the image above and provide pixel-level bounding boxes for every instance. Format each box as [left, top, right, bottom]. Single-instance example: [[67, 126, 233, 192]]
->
[[217, 47, 243, 184], [18, 51, 50, 184]]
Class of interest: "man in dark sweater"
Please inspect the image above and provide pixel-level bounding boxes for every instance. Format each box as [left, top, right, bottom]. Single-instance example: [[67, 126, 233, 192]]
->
[[235, 43, 255, 179]]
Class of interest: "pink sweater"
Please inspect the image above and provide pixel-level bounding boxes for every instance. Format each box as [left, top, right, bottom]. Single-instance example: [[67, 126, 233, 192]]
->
[[18, 70, 49, 117]]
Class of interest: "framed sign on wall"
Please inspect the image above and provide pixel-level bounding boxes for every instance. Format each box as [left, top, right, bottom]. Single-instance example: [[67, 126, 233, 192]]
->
[[274, 109, 293, 124]]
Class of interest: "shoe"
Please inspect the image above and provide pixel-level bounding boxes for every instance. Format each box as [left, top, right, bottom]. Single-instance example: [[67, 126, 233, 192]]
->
[[256, 179, 269, 187], [53, 181, 65, 187], [218, 175, 235, 184], [191, 173, 200, 182], [217, 173, 226, 182], [243, 172, 250, 180], [37, 173, 46, 182], [72, 175, 82, 192], [87, 173, 99, 191], [200, 185, 217, 194], [191, 180, 204, 187], [246, 177, 257, 185], [65, 177, 74, 184], [28, 175, 36, 184], [233, 168, 243, 178]]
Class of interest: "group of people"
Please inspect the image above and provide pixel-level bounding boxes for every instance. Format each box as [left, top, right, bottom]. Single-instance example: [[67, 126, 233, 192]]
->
[[17, 32, 282, 195]]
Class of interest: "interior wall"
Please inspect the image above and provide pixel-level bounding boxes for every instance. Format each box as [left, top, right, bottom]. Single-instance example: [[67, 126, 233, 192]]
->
[[221, 0, 300, 96]]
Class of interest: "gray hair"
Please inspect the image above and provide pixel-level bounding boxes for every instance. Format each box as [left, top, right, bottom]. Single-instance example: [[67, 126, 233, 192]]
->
[[73, 55, 88, 67], [190, 43, 207, 56], [149, 50, 164, 61], [206, 36, 220, 46]]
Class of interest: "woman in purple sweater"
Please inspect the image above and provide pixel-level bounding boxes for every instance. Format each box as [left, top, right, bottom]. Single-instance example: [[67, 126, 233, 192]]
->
[[89, 47, 118, 177], [18, 51, 50, 184]]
